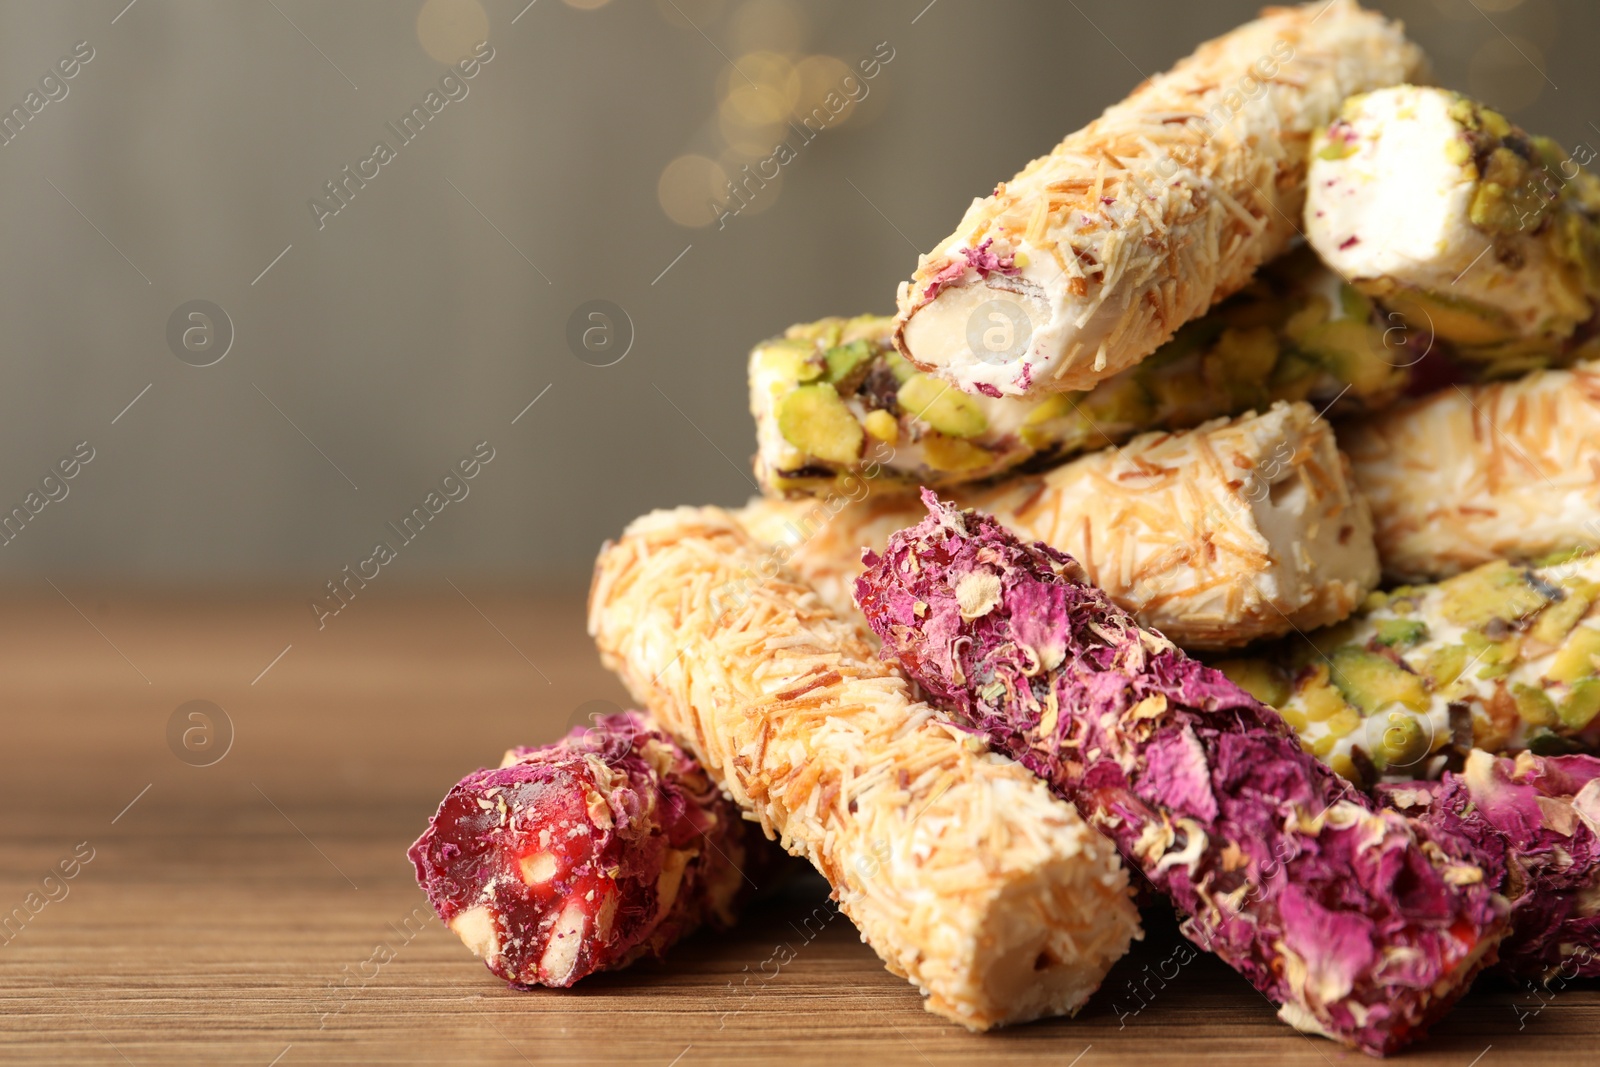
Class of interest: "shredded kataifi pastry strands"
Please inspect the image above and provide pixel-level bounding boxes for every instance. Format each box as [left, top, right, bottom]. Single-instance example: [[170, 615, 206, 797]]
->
[[1344, 361, 1600, 581], [739, 401, 1378, 650], [589, 507, 1140, 1030], [894, 0, 1425, 398]]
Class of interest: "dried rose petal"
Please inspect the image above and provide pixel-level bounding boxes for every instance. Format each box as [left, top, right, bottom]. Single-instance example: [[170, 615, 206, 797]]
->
[[855, 491, 1509, 1056], [1380, 750, 1600, 982], [408, 711, 771, 987]]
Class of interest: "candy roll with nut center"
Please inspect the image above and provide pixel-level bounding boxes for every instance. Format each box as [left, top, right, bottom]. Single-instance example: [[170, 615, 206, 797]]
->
[[408, 711, 777, 987], [1306, 86, 1600, 376], [739, 400, 1379, 650], [893, 0, 1424, 398], [588, 507, 1140, 1030], [856, 492, 1508, 1055], [1343, 361, 1600, 583], [754, 250, 1409, 498]]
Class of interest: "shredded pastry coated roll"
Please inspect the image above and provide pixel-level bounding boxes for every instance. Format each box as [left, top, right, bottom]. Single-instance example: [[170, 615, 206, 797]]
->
[[894, 0, 1424, 398], [1214, 551, 1600, 787], [857, 492, 1508, 1056], [1344, 361, 1600, 581], [739, 401, 1379, 650], [588, 507, 1139, 1030]]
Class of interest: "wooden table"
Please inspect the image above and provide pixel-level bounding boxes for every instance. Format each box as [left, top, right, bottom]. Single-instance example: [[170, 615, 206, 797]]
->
[[2, 589, 1594, 1066]]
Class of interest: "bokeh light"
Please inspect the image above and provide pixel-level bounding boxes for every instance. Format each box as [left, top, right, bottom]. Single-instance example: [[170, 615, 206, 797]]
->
[[658, 154, 729, 228], [563, 0, 613, 9], [792, 55, 858, 125], [415, 0, 489, 64], [717, 149, 785, 216], [657, 0, 879, 227]]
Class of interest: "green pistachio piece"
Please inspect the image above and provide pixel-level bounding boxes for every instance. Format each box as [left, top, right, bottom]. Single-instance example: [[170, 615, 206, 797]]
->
[[1018, 393, 1092, 452], [1328, 647, 1430, 714], [1213, 658, 1290, 708], [1266, 353, 1322, 402], [1291, 317, 1402, 399], [1560, 678, 1600, 730], [919, 432, 993, 473], [1462, 629, 1522, 680], [1532, 589, 1593, 647], [1420, 643, 1468, 689], [884, 350, 918, 385], [1297, 664, 1357, 723], [1549, 625, 1600, 685], [1513, 683, 1560, 727], [786, 319, 844, 346], [775, 383, 865, 466], [822, 340, 875, 389], [1214, 325, 1280, 381], [1283, 295, 1332, 346], [1371, 711, 1431, 769], [1338, 284, 1374, 321], [1079, 374, 1154, 430], [1374, 618, 1429, 649], [898, 374, 988, 439], [1470, 147, 1537, 234], [759, 338, 822, 383], [1375, 286, 1520, 350], [1439, 561, 1551, 629]]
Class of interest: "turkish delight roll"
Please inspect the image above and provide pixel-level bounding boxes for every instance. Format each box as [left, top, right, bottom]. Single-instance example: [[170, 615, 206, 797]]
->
[[1380, 750, 1600, 983], [1344, 361, 1600, 581], [856, 491, 1508, 1055], [754, 250, 1408, 497], [589, 507, 1139, 1030], [1307, 86, 1600, 376], [1214, 550, 1600, 786], [893, 0, 1423, 397], [408, 711, 768, 987], [738, 401, 1380, 650]]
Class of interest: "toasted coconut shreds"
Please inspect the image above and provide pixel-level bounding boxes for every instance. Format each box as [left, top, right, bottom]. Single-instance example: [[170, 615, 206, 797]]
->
[[737, 402, 1378, 651], [893, 0, 1425, 398], [588, 509, 1140, 1030], [1346, 361, 1600, 582]]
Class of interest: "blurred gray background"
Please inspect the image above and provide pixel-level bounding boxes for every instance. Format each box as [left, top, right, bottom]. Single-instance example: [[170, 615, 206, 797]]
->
[[0, 0, 1592, 585]]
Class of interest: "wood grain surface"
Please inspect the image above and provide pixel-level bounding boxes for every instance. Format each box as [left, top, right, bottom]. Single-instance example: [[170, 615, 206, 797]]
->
[[1, 587, 1595, 1066]]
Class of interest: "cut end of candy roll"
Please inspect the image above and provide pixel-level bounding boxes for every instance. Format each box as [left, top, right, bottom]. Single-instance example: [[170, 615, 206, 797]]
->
[[408, 711, 762, 988], [1307, 85, 1600, 373]]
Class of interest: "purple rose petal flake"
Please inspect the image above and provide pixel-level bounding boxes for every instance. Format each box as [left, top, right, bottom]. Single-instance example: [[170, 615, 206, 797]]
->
[[1381, 750, 1600, 983]]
